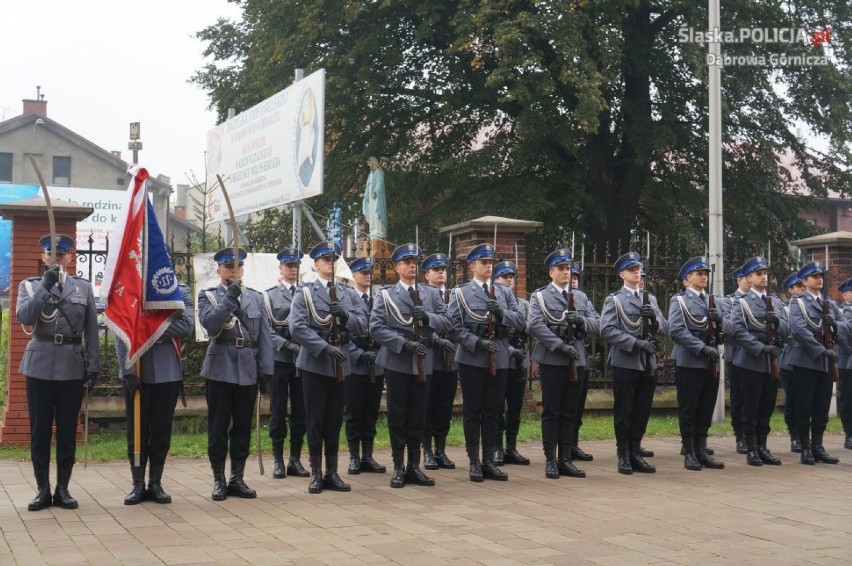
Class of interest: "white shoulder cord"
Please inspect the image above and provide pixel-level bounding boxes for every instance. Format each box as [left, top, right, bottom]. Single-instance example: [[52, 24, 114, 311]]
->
[[533, 291, 568, 325], [303, 287, 332, 328], [380, 289, 413, 326], [794, 297, 822, 331], [676, 295, 708, 328], [262, 288, 289, 327], [454, 287, 488, 323], [738, 297, 766, 330], [611, 295, 643, 332]]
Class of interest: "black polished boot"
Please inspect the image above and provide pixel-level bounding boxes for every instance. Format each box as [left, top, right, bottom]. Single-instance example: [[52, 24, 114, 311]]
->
[[54, 468, 79, 509], [287, 442, 311, 477], [503, 433, 530, 465], [683, 439, 702, 471], [638, 446, 655, 458], [28, 468, 52, 512], [791, 435, 802, 453], [696, 437, 724, 469], [800, 434, 815, 465], [544, 445, 559, 479], [272, 442, 286, 479], [347, 441, 361, 475], [147, 463, 171, 504], [227, 461, 257, 498], [494, 432, 505, 466], [756, 434, 781, 466], [845, 436, 852, 450], [211, 461, 227, 501], [360, 438, 386, 473], [469, 446, 484, 483], [629, 440, 656, 473], [482, 449, 508, 481], [570, 429, 593, 461], [617, 446, 633, 475], [423, 436, 438, 470], [124, 465, 147, 505], [308, 456, 323, 494], [434, 437, 456, 469], [735, 431, 747, 455], [556, 444, 586, 478], [405, 452, 435, 486], [390, 453, 405, 488], [812, 433, 839, 464], [322, 454, 351, 492], [746, 434, 763, 466]]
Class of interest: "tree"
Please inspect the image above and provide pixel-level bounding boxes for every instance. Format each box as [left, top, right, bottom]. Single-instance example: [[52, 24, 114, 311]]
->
[[192, 0, 850, 266]]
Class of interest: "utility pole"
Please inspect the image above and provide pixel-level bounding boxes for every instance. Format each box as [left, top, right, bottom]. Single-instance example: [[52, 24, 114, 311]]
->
[[129, 122, 141, 164]]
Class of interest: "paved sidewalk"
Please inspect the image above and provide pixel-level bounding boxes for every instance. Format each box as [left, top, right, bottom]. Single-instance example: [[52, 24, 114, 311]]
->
[[1, 435, 852, 565]]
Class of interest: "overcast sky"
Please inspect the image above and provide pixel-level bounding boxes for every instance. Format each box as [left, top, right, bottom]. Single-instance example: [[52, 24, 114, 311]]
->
[[1, 0, 242, 188]]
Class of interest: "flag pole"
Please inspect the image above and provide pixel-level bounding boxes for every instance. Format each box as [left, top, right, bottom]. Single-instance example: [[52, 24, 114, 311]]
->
[[134, 360, 141, 467]]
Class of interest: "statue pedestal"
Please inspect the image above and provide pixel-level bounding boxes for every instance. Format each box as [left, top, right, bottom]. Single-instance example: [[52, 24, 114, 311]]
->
[[357, 238, 393, 258]]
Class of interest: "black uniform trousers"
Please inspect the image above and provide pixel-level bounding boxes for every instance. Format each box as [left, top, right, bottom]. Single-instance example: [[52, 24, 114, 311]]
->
[[838, 368, 852, 436], [780, 367, 797, 437], [125, 381, 180, 467], [301, 370, 346, 461], [345, 372, 385, 445], [205, 379, 257, 464], [425, 369, 457, 441], [498, 366, 526, 438], [675, 367, 718, 443], [539, 364, 581, 448], [792, 366, 832, 442], [736, 367, 778, 438], [727, 361, 743, 435], [612, 366, 656, 447], [385, 369, 427, 459], [27, 377, 84, 472], [268, 361, 306, 448], [458, 364, 507, 462], [574, 368, 590, 443]]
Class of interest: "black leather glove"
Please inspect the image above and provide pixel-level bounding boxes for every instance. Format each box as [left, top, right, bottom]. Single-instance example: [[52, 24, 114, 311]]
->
[[225, 282, 242, 301], [566, 311, 585, 329], [123, 373, 139, 396], [762, 344, 782, 357], [510, 348, 526, 361], [476, 338, 500, 353], [330, 301, 349, 323], [411, 305, 429, 322], [823, 315, 837, 331], [635, 339, 657, 354], [85, 372, 99, 393], [707, 308, 722, 323], [359, 351, 377, 364], [822, 348, 839, 362], [284, 342, 301, 355], [258, 373, 272, 394], [403, 340, 428, 356], [436, 338, 456, 353], [486, 299, 503, 319], [640, 305, 656, 321], [556, 343, 579, 359], [701, 346, 720, 362], [323, 344, 348, 361], [764, 310, 779, 325], [42, 266, 60, 291]]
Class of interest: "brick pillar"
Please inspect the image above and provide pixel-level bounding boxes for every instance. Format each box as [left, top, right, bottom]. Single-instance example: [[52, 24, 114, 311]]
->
[[791, 233, 852, 303], [0, 198, 93, 446]]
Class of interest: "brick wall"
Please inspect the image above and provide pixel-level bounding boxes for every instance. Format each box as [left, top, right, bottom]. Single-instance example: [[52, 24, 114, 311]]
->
[[453, 230, 531, 298]]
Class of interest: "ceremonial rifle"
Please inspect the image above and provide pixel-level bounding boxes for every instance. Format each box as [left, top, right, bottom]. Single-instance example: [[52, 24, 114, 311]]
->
[[565, 259, 578, 381], [706, 265, 719, 380], [328, 243, 346, 383], [366, 237, 375, 383], [822, 258, 839, 383], [764, 276, 779, 380], [486, 226, 497, 377], [443, 235, 453, 372], [641, 273, 654, 377], [413, 228, 426, 382]]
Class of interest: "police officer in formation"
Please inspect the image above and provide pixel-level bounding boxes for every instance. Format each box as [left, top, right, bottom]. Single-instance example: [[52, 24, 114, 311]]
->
[[370, 244, 451, 488], [421, 253, 458, 471], [198, 247, 274, 501], [728, 256, 787, 466], [837, 278, 852, 450], [493, 260, 531, 466], [788, 261, 846, 465], [527, 249, 600, 478], [118, 282, 195, 504], [289, 242, 367, 493], [721, 264, 751, 455], [345, 257, 387, 475], [263, 248, 310, 479], [600, 252, 667, 475], [569, 262, 596, 462], [448, 243, 525, 482], [779, 272, 805, 452], [16, 234, 100, 511]]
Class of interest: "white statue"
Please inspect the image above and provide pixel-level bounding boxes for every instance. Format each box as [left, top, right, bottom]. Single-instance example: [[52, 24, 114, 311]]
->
[[362, 156, 388, 240]]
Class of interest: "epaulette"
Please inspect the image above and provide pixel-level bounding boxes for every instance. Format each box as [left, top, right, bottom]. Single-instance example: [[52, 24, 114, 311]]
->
[[419, 282, 436, 289], [265, 284, 278, 292], [72, 275, 90, 282], [202, 287, 217, 292], [25, 276, 41, 282], [534, 286, 548, 293], [381, 285, 394, 290]]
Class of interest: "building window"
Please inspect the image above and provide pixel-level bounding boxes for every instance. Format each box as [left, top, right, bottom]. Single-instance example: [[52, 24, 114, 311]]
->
[[0, 153, 11, 183], [53, 156, 71, 186]]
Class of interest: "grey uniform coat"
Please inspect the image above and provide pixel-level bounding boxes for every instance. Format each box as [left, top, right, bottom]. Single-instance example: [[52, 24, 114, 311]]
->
[[600, 287, 669, 372], [348, 287, 384, 376], [117, 284, 195, 383], [730, 292, 790, 373], [838, 303, 852, 369], [447, 280, 526, 370], [263, 282, 300, 364], [430, 287, 456, 372], [527, 285, 600, 368], [508, 297, 531, 370], [288, 279, 367, 377], [198, 284, 274, 384], [668, 290, 721, 371], [721, 290, 747, 363], [780, 300, 797, 370], [787, 292, 846, 372], [17, 274, 100, 381], [370, 282, 451, 375]]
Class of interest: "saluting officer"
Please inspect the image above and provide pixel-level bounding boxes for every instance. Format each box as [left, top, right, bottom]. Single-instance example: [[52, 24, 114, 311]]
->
[[668, 256, 725, 471], [447, 243, 526, 482], [837, 278, 852, 450], [345, 257, 387, 475], [721, 263, 751, 455], [289, 242, 367, 494], [787, 261, 846, 465], [493, 260, 531, 467], [198, 248, 274, 501], [118, 282, 194, 505], [263, 248, 310, 479], [779, 272, 805, 452], [527, 249, 600, 479], [729, 256, 788, 466], [16, 234, 99, 511], [421, 252, 459, 471], [370, 243, 451, 488], [569, 262, 596, 462], [600, 252, 668, 475]]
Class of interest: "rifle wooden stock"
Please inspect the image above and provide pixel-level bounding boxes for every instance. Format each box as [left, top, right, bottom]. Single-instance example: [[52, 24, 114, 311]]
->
[[367, 292, 376, 383], [565, 283, 577, 381], [486, 282, 496, 377], [764, 295, 779, 379], [328, 281, 345, 383], [443, 288, 453, 371], [413, 284, 426, 383], [706, 293, 719, 380], [641, 287, 654, 376], [823, 295, 839, 383]]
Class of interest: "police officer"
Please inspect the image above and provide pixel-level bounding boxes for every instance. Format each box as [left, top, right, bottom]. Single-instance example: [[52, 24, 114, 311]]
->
[[527, 249, 600, 479], [421, 252, 458, 471], [493, 260, 531, 466], [263, 248, 310, 479], [448, 243, 525, 482], [788, 261, 846, 465], [668, 256, 725, 471], [198, 247, 274, 501], [729, 256, 788, 466], [289, 242, 367, 494], [837, 278, 852, 450], [345, 257, 386, 475], [721, 263, 751, 455], [370, 243, 451, 488], [16, 234, 99, 511], [600, 252, 668, 475], [118, 283, 194, 504], [779, 272, 805, 452], [569, 262, 596, 462]]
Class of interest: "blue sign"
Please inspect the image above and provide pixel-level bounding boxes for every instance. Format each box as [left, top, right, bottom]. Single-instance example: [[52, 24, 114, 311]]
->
[[0, 184, 40, 291]]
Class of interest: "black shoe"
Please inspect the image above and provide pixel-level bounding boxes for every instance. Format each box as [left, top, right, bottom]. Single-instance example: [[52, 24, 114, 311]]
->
[[322, 471, 351, 492], [28, 487, 52, 512], [405, 466, 435, 486], [348, 455, 362, 475], [227, 462, 257, 499], [211, 462, 227, 501], [683, 440, 702, 471], [390, 466, 406, 488], [629, 454, 656, 473], [845, 437, 852, 450], [736, 438, 748, 455], [746, 448, 763, 466], [124, 482, 147, 505], [482, 462, 508, 481], [146, 481, 171, 504], [272, 444, 286, 479], [801, 447, 815, 465], [557, 459, 586, 478], [434, 450, 456, 469], [570, 446, 594, 462], [757, 446, 781, 466], [469, 462, 484, 482], [545, 459, 560, 479], [813, 446, 839, 464], [360, 456, 387, 473], [308, 470, 323, 494], [791, 438, 803, 453], [638, 446, 655, 458], [493, 447, 505, 466], [423, 447, 438, 470], [696, 439, 725, 469], [503, 447, 531, 465], [617, 449, 633, 475], [287, 458, 311, 478], [53, 485, 79, 509]]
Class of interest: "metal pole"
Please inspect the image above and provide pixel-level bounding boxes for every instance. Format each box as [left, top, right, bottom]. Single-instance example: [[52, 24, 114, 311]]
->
[[291, 69, 305, 249]]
